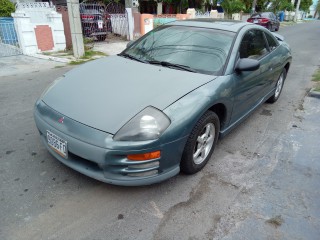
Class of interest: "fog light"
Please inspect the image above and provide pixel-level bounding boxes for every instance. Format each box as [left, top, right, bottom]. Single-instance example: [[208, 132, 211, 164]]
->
[[127, 170, 158, 177], [129, 161, 159, 169]]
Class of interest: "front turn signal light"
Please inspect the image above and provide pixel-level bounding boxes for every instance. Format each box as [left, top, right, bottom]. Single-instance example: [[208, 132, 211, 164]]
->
[[127, 151, 161, 161]]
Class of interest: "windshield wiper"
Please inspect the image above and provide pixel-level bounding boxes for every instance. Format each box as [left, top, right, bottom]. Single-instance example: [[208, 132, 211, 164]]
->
[[118, 53, 147, 63], [148, 60, 197, 73]]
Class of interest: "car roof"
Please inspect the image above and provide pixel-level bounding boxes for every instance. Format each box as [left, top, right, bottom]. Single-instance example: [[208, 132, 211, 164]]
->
[[168, 19, 251, 33], [251, 12, 273, 16]]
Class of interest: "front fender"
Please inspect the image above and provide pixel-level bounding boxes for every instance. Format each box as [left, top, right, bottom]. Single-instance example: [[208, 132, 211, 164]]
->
[[162, 76, 234, 142]]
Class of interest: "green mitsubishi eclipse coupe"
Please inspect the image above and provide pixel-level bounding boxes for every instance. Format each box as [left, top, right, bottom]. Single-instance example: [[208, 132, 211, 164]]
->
[[34, 19, 292, 186]]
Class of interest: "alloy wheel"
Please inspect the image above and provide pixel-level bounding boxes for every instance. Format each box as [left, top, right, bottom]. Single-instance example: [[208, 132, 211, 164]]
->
[[193, 123, 215, 165], [274, 73, 284, 98]]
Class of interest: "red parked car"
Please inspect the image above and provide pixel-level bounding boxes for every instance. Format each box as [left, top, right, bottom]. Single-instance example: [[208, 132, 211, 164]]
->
[[247, 12, 280, 32]]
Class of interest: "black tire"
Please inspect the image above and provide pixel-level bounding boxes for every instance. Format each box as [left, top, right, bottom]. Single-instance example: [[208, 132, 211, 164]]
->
[[97, 35, 107, 41], [267, 68, 287, 103], [180, 111, 220, 174], [275, 25, 279, 31], [267, 23, 272, 31]]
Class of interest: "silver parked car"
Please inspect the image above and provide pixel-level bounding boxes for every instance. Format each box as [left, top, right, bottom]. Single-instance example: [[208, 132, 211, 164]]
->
[[34, 19, 292, 186]]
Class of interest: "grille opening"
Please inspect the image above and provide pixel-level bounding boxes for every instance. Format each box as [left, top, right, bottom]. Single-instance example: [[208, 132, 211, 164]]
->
[[68, 152, 101, 171]]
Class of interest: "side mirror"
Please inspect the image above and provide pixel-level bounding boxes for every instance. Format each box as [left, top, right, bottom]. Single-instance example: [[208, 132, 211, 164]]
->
[[235, 58, 260, 72]]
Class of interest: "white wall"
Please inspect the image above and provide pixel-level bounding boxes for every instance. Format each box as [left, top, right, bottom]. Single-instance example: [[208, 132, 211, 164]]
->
[[12, 2, 66, 55]]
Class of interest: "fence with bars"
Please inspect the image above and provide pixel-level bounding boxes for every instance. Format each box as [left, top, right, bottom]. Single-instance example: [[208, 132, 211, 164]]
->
[[0, 17, 22, 57]]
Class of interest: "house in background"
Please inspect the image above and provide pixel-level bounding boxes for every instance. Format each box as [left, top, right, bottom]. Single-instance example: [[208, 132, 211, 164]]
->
[[309, 0, 319, 18]]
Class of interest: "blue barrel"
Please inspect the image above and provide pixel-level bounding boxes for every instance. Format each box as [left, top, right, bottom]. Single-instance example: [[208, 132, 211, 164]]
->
[[0, 17, 18, 44], [279, 11, 284, 22]]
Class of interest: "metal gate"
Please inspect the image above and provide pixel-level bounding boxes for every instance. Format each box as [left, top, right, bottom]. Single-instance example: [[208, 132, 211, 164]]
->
[[0, 18, 22, 57], [106, 2, 128, 38], [195, 11, 211, 18], [79, 1, 129, 41], [79, 2, 108, 41]]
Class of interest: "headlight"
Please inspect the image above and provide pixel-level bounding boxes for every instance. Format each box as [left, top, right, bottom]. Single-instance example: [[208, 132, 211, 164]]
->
[[113, 106, 171, 141]]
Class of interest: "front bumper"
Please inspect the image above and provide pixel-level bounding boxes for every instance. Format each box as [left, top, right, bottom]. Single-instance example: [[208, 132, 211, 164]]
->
[[34, 101, 185, 186]]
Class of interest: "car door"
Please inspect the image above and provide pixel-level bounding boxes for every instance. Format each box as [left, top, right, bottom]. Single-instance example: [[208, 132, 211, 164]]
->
[[263, 30, 283, 90], [230, 29, 272, 124]]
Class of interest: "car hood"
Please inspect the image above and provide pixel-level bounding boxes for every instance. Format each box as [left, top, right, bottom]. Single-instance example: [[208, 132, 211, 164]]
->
[[42, 56, 216, 134]]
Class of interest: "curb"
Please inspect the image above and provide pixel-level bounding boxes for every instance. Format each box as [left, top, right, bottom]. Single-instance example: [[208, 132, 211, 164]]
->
[[308, 88, 320, 99], [27, 53, 71, 63]]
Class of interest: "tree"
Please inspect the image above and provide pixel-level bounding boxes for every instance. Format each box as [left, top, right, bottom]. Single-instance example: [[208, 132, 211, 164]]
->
[[299, 0, 313, 12], [241, 0, 255, 12], [283, 2, 295, 11], [221, 0, 245, 15], [314, 0, 320, 18], [255, 0, 270, 12], [0, 0, 15, 17], [187, 0, 203, 9], [269, 0, 291, 13]]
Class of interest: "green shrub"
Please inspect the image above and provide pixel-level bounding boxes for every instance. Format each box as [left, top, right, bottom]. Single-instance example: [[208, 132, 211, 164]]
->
[[283, 2, 294, 11], [0, 0, 15, 17], [221, 0, 245, 15], [312, 68, 320, 82]]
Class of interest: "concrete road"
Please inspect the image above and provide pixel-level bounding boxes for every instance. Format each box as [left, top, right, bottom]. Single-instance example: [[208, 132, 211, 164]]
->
[[1, 21, 320, 240]]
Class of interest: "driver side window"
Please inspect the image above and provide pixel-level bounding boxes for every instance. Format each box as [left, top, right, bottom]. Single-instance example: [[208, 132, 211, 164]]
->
[[239, 30, 269, 60]]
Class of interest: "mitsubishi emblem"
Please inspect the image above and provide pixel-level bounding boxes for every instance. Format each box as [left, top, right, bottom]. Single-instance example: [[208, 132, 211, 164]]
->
[[58, 117, 64, 124]]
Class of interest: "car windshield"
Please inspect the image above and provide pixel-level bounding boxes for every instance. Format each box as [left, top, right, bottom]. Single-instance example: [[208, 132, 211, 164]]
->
[[122, 25, 235, 75]]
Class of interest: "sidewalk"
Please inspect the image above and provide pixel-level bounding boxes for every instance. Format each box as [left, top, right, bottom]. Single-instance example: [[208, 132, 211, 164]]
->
[[0, 55, 66, 78], [0, 40, 128, 78], [92, 41, 128, 56]]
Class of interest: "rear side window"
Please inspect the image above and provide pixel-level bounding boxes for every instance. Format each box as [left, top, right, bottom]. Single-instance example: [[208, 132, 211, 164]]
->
[[269, 13, 277, 19], [239, 30, 269, 59], [264, 32, 279, 51]]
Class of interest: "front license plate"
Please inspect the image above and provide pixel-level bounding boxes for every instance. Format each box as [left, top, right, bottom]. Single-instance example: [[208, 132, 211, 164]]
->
[[47, 130, 68, 158]]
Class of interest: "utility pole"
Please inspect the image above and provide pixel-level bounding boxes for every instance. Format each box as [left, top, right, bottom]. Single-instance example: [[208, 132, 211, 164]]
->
[[125, 0, 133, 8], [124, 0, 134, 41], [294, 0, 301, 22], [251, 0, 257, 14], [67, 0, 84, 58], [125, 0, 139, 14]]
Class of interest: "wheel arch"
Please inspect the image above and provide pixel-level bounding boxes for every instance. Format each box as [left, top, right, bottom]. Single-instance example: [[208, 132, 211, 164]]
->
[[284, 62, 290, 75], [208, 103, 227, 130]]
